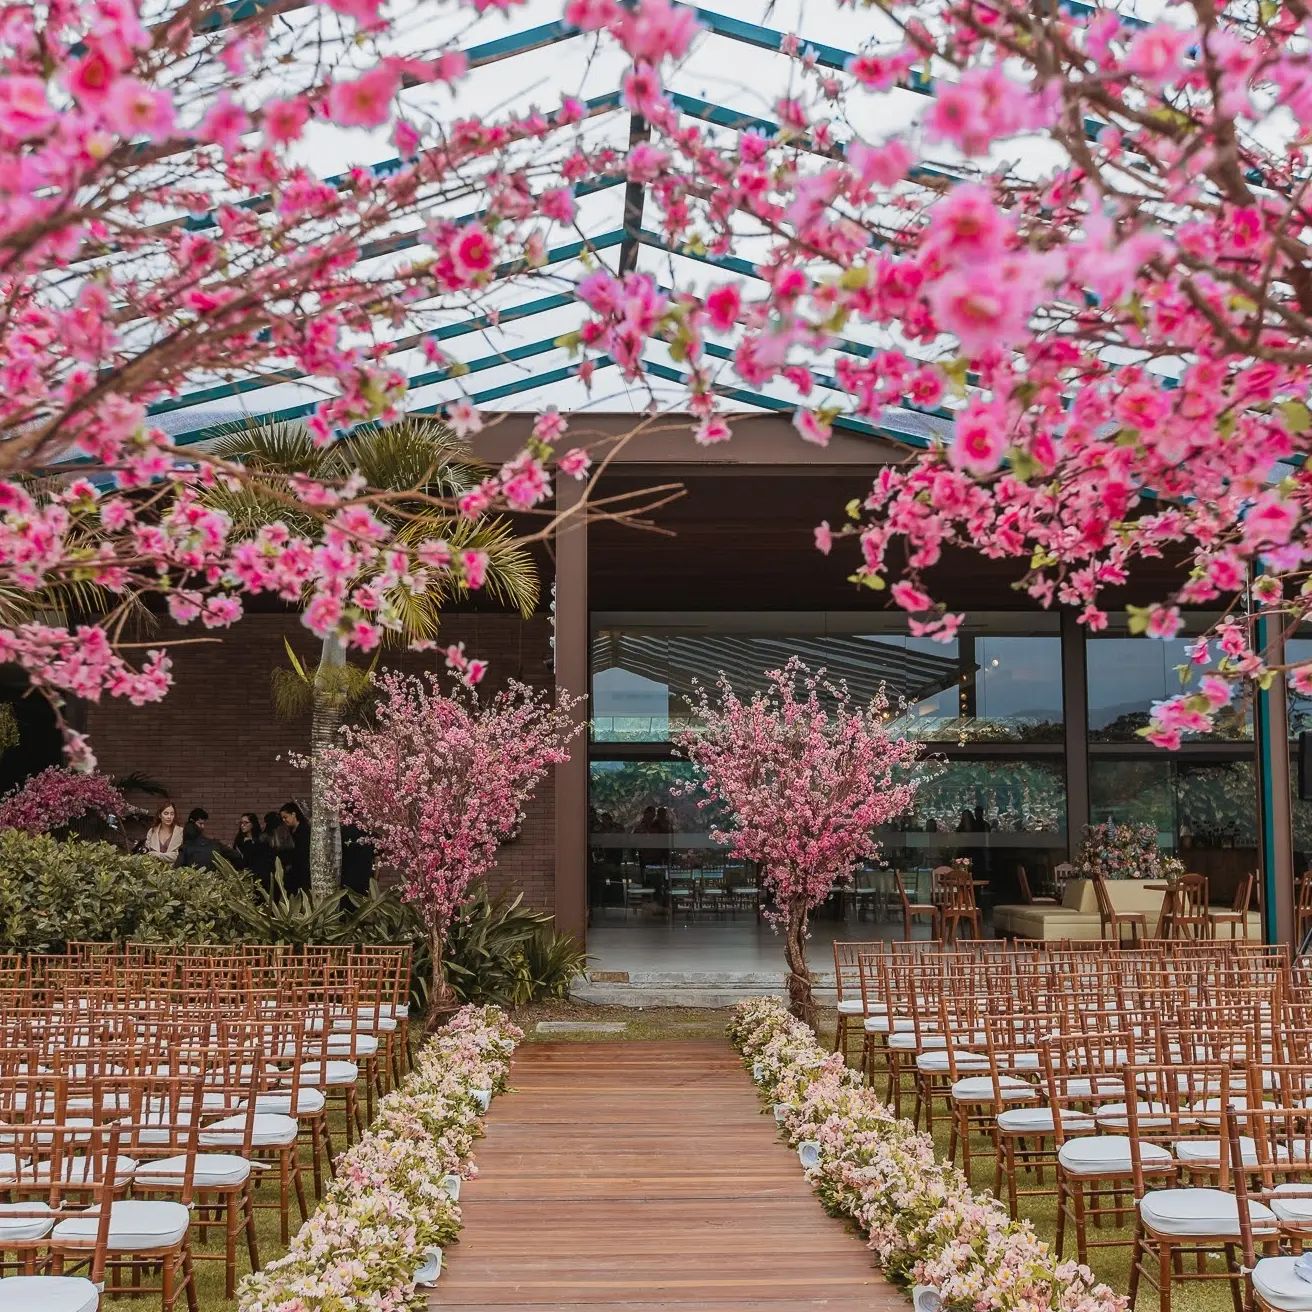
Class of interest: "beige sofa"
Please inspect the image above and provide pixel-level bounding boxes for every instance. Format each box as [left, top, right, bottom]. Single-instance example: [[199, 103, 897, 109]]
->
[[993, 877, 1261, 941]]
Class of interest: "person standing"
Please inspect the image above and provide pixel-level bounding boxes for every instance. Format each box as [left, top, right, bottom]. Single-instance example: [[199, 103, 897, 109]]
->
[[279, 801, 311, 895], [233, 813, 275, 892], [143, 803, 183, 863]]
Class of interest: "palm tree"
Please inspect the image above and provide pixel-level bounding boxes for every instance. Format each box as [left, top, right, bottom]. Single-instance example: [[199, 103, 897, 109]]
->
[[206, 417, 539, 899]]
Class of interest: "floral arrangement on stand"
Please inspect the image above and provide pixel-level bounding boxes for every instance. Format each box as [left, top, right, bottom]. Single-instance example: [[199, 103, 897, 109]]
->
[[238, 1004, 522, 1311], [1076, 822, 1185, 882], [0, 767, 127, 835], [728, 998, 1125, 1312]]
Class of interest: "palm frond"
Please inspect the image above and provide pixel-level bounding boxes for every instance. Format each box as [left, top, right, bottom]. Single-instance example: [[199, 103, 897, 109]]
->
[[330, 418, 487, 501], [395, 514, 540, 619]]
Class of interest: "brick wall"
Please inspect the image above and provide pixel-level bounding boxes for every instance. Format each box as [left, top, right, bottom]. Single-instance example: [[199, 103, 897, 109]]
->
[[84, 612, 558, 913]]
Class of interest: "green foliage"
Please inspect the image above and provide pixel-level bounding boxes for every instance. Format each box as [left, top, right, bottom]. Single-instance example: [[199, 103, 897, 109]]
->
[[442, 886, 588, 1007], [0, 833, 586, 1009], [216, 865, 586, 1009], [0, 832, 247, 952]]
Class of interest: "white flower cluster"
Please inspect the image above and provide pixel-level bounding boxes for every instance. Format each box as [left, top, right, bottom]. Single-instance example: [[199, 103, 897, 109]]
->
[[729, 998, 1126, 1312], [239, 1004, 523, 1312]]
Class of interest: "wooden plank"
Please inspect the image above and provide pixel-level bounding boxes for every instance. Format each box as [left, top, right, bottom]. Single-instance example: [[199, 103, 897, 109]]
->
[[429, 1040, 903, 1310]]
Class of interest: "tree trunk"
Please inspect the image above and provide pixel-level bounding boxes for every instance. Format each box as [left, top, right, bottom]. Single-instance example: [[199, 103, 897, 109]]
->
[[430, 926, 452, 1008], [308, 633, 345, 902], [783, 892, 816, 1027]]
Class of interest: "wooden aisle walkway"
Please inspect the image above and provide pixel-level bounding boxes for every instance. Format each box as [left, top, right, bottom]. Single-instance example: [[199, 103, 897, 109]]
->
[[431, 1039, 900, 1310]]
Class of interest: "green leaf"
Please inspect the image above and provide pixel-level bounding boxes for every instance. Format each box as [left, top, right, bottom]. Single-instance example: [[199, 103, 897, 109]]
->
[[1279, 400, 1312, 434]]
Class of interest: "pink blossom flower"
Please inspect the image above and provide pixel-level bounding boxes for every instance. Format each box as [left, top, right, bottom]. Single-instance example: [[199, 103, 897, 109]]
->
[[948, 398, 1008, 475], [0, 76, 56, 139], [103, 78, 175, 140], [326, 65, 400, 129], [263, 96, 310, 144]]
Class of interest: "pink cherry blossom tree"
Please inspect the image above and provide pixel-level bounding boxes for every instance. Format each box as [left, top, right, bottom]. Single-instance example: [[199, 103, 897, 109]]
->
[[15, 0, 1312, 781], [675, 658, 926, 1024], [0, 766, 127, 836], [320, 670, 584, 1005]]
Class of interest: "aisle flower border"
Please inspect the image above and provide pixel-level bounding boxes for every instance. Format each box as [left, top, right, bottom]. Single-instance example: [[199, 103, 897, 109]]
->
[[729, 998, 1126, 1312], [239, 1003, 522, 1311]]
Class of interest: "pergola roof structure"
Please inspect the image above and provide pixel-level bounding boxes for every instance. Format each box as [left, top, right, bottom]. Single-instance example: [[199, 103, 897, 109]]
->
[[150, 0, 1107, 455]]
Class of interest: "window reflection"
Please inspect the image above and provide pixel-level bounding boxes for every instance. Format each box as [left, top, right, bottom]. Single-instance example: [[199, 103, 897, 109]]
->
[[1088, 757, 1257, 904], [591, 616, 1063, 745], [1088, 617, 1253, 742]]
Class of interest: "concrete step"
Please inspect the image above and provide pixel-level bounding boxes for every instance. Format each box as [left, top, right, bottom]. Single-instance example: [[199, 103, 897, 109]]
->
[[573, 969, 838, 1009]]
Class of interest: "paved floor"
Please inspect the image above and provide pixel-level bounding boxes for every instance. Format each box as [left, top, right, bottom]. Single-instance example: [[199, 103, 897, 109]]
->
[[430, 1039, 901, 1310], [586, 917, 933, 975]]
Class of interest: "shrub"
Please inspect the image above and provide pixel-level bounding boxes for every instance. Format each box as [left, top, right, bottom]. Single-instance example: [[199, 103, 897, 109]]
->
[[0, 833, 587, 1009], [0, 831, 247, 952]]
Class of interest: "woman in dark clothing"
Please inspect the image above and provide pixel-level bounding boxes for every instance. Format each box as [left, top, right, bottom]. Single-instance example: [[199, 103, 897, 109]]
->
[[341, 823, 375, 898], [178, 819, 238, 872], [279, 801, 311, 895], [233, 812, 275, 892]]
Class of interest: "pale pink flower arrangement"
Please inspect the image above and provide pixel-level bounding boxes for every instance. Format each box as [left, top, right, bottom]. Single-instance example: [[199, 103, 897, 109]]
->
[[729, 998, 1125, 1312]]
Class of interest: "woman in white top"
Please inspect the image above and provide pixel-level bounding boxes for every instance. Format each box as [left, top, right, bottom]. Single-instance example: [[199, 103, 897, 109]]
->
[[143, 802, 183, 863]]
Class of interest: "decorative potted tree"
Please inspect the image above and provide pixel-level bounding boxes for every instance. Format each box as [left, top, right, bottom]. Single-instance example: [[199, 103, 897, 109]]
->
[[676, 657, 926, 1025], [321, 670, 584, 1012]]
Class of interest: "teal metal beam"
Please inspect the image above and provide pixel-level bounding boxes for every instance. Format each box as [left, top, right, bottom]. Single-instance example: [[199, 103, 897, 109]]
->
[[639, 357, 932, 450], [155, 230, 624, 433]]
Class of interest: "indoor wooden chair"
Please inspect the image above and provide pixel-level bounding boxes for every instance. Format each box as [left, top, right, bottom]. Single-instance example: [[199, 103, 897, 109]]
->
[[893, 869, 940, 942], [1092, 873, 1149, 946], [1172, 874, 1213, 941], [1016, 864, 1058, 907], [1211, 874, 1257, 942], [938, 873, 983, 944]]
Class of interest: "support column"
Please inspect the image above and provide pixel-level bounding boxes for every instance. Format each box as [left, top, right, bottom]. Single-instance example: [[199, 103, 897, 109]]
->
[[1256, 609, 1295, 944], [553, 478, 589, 944], [1060, 609, 1090, 862]]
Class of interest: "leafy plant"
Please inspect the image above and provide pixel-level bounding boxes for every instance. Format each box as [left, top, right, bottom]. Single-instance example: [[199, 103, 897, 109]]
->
[[441, 887, 588, 1006], [221, 866, 586, 1010], [0, 832, 247, 952]]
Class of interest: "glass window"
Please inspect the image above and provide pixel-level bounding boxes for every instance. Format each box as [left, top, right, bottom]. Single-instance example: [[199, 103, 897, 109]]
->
[[1089, 758, 1257, 884], [1087, 616, 1252, 742], [591, 614, 1063, 744]]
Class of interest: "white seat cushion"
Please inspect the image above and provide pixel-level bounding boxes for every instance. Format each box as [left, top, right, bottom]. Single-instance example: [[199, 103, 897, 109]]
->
[[243, 1089, 326, 1117], [0, 1202, 54, 1241], [0, 1153, 25, 1184], [997, 1107, 1094, 1135], [200, 1114, 297, 1149], [294, 1061, 358, 1087], [952, 1075, 1036, 1103], [338, 1014, 397, 1033], [52, 1200, 189, 1251], [1139, 1188, 1277, 1238], [1191, 1096, 1274, 1126], [0, 1275, 99, 1312], [1254, 1257, 1312, 1311], [1095, 1101, 1176, 1131], [915, 1051, 988, 1074], [135, 1154, 252, 1188], [1058, 1135, 1173, 1175], [863, 1016, 914, 1034], [37, 1155, 138, 1186], [1271, 1184, 1312, 1225], [325, 1034, 378, 1058], [1065, 1077, 1125, 1099], [836, 999, 866, 1016], [1174, 1137, 1258, 1167]]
